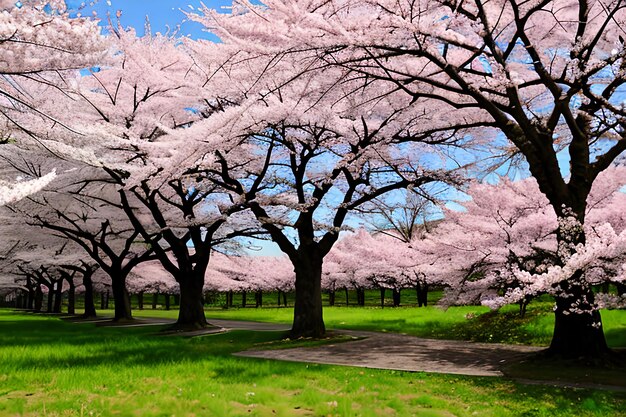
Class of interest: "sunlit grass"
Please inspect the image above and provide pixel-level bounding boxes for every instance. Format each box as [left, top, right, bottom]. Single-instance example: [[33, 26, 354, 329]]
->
[[1, 310, 625, 416], [129, 301, 626, 348]]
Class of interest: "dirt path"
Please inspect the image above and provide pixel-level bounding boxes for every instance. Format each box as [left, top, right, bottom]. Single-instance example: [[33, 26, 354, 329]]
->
[[235, 328, 541, 377], [68, 316, 538, 376], [64, 315, 625, 390]]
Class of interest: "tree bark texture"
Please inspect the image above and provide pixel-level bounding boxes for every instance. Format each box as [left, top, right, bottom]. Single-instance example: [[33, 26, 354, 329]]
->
[[547, 212, 610, 358], [67, 282, 76, 315], [392, 289, 401, 307], [34, 285, 43, 312], [416, 283, 428, 307], [83, 273, 97, 318], [291, 253, 325, 338], [549, 278, 609, 357], [175, 271, 208, 329], [110, 274, 132, 321], [356, 288, 365, 306], [53, 281, 63, 313], [45, 284, 54, 313]]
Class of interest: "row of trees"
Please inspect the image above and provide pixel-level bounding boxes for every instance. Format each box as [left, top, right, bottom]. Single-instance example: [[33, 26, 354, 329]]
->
[[4, 170, 625, 314], [1, 0, 625, 358]]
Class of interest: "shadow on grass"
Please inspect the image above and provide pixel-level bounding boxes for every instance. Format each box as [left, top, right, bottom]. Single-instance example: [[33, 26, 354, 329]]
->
[[1, 311, 296, 378], [604, 328, 626, 349], [502, 349, 626, 389]]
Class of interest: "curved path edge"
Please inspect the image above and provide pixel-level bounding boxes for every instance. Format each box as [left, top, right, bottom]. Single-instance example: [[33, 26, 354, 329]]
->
[[235, 329, 541, 377], [66, 315, 625, 391]]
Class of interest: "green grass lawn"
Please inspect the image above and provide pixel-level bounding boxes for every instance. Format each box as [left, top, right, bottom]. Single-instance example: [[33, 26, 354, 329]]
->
[[1, 310, 625, 417], [130, 302, 626, 348]]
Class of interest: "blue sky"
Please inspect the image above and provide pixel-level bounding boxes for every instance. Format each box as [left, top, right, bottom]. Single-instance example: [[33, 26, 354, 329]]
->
[[65, 0, 230, 40]]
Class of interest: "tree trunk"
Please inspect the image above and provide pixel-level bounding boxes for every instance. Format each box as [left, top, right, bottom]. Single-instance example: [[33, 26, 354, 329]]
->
[[110, 275, 132, 321], [100, 291, 106, 310], [152, 293, 158, 309], [165, 294, 171, 311], [277, 291, 282, 306], [83, 273, 97, 318], [345, 288, 350, 306], [137, 292, 144, 310], [53, 281, 63, 313], [519, 296, 530, 317], [173, 294, 180, 306], [283, 291, 287, 307], [416, 282, 428, 307], [255, 290, 263, 308], [392, 289, 401, 307], [328, 290, 335, 307], [175, 271, 207, 329], [617, 283, 626, 297], [34, 285, 43, 312], [27, 287, 35, 310], [67, 282, 76, 315], [548, 279, 609, 357], [357, 288, 365, 306], [15, 291, 23, 309], [242, 291, 247, 308], [380, 288, 385, 308], [547, 214, 609, 358], [45, 284, 54, 313], [291, 254, 325, 338]]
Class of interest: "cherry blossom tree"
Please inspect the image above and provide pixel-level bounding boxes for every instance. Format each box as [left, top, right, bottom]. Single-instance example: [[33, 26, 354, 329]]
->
[[195, 0, 626, 356], [205, 253, 289, 307], [0, 170, 56, 206], [128, 260, 180, 310], [61, 260, 100, 317], [0, 1, 107, 204], [327, 231, 376, 306], [357, 190, 441, 305], [1, 0, 106, 128], [0, 204, 68, 311], [320, 254, 345, 306], [2, 26, 266, 328], [424, 167, 626, 317], [5, 228, 76, 313], [10, 161, 157, 321], [328, 229, 422, 306], [248, 255, 294, 307], [200, 74, 451, 337], [421, 176, 559, 311]]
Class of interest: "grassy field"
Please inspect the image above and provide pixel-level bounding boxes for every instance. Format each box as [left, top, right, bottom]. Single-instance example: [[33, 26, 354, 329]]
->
[[24, 289, 626, 347], [130, 302, 626, 348], [1, 310, 626, 417]]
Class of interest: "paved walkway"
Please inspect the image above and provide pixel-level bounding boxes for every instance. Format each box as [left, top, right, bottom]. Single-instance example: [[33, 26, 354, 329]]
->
[[68, 316, 539, 376], [235, 329, 541, 377], [64, 315, 625, 390]]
